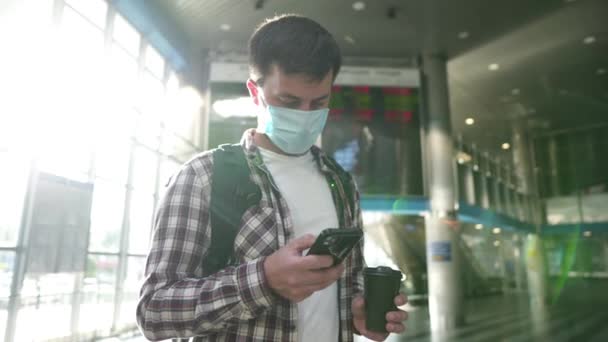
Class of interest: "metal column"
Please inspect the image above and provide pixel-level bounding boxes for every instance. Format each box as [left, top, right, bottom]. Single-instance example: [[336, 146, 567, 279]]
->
[[512, 119, 548, 309], [421, 53, 465, 338], [547, 137, 561, 197]]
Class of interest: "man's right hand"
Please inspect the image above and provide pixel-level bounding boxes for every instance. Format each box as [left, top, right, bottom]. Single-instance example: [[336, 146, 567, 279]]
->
[[263, 234, 345, 303]]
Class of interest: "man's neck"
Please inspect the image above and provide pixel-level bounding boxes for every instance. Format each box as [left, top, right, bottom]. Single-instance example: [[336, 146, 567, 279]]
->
[[253, 132, 287, 155]]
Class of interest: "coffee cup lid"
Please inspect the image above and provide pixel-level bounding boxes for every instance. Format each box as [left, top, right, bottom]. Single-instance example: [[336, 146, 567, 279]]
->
[[364, 266, 402, 278]]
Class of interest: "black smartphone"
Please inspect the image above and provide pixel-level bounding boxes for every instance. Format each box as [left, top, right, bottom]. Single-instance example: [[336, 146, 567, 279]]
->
[[306, 228, 363, 266]]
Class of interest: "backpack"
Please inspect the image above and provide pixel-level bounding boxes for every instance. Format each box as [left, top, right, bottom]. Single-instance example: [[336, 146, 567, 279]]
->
[[203, 143, 355, 276]]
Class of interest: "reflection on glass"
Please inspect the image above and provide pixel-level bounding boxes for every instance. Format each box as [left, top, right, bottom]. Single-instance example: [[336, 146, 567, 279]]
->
[[94, 138, 131, 185], [80, 254, 118, 333], [60, 6, 104, 56], [166, 72, 179, 97], [89, 180, 126, 253], [113, 14, 140, 57], [36, 143, 93, 183], [0, 251, 15, 298], [107, 44, 139, 108], [65, 0, 108, 29], [161, 133, 196, 161], [0, 299, 6, 342], [118, 256, 146, 327], [137, 71, 166, 121], [164, 85, 202, 144], [131, 146, 159, 194], [158, 157, 182, 195], [0, 152, 29, 247], [135, 114, 162, 150], [145, 45, 165, 78], [16, 273, 76, 341], [129, 191, 155, 255]]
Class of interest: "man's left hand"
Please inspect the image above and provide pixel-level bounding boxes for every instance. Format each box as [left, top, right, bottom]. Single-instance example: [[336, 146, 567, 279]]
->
[[352, 294, 408, 341]]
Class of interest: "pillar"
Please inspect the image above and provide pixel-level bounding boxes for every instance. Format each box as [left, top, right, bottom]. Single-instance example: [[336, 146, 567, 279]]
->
[[512, 118, 548, 308], [420, 53, 464, 338], [547, 137, 560, 197]]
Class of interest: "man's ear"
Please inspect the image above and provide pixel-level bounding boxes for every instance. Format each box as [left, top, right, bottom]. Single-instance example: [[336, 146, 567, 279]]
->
[[246, 78, 259, 106]]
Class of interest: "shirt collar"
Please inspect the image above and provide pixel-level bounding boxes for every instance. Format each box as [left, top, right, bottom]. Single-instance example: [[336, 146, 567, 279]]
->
[[239, 129, 332, 173]]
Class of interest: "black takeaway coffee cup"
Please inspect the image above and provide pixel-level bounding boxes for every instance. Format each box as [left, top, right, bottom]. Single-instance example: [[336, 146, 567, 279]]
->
[[363, 266, 403, 333]]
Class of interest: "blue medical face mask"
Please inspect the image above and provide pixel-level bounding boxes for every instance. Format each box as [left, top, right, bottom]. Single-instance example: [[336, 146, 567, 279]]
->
[[257, 103, 329, 155]]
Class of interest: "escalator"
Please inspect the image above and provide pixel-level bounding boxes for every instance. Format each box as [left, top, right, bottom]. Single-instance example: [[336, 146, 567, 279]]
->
[[365, 215, 503, 305]]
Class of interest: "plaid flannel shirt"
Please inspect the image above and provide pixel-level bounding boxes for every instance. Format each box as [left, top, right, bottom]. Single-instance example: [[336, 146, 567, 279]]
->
[[137, 129, 365, 341]]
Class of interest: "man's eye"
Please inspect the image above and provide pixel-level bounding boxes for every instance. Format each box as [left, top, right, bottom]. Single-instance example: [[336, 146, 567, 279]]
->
[[282, 100, 300, 108], [312, 102, 327, 110]]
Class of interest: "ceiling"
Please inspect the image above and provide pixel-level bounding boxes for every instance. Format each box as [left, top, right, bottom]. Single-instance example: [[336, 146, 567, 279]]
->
[[151, 0, 608, 160]]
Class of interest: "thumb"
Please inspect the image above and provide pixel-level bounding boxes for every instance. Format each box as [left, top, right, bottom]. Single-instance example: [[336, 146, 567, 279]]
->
[[352, 295, 366, 318], [288, 234, 316, 252]]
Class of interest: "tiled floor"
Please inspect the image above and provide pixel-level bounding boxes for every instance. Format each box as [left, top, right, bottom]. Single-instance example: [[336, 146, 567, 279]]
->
[[110, 279, 608, 342]]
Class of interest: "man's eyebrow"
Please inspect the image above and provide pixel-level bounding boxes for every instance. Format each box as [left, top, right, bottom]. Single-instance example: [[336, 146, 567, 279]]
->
[[312, 94, 330, 102], [276, 93, 330, 102], [276, 92, 301, 100]]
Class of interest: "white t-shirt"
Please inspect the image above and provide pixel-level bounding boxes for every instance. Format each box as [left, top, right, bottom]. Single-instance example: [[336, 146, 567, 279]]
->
[[259, 147, 340, 342]]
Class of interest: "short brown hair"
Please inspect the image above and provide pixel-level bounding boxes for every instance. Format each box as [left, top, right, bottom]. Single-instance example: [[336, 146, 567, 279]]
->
[[248, 14, 342, 85]]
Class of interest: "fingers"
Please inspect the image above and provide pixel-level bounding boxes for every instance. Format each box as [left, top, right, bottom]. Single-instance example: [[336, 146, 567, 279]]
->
[[394, 294, 408, 306], [298, 254, 335, 270], [385, 310, 408, 322], [364, 331, 389, 341], [288, 234, 316, 252], [298, 263, 345, 287], [385, 323, 405, 334], [352, 296, 366, 318]]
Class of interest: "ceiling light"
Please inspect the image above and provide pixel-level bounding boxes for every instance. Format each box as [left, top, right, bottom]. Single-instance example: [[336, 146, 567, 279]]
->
[[511, 88, 520, 95], [502, 143, 511, 150], [583, 36, 596, 44], [583, 231, 592, 237], [352, 1, 366, 11], [597, 68, 606, 75], [493, 227, 501, 234], [465, 118, 475, 125], [456, 151, 472, 164], [345, 35, 356, 44], [473, 164, 479, 171], [489, 63, 500, 71], [475, 224, 483, 230], [494, 240, 501, 247], [220, 24, 231, 31], [458, 31, 469, 39]]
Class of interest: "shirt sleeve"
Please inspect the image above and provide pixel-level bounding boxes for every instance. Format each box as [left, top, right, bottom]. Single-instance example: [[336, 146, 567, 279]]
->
[[136, 157, 277, 341]]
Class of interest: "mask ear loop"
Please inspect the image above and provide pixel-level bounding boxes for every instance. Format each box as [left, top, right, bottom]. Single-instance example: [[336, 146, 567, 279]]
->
[[256, 87, 270, 109]]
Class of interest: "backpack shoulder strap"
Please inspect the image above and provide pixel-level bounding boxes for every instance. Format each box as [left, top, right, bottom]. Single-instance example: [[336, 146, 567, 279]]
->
[[321, 154, 357, 225], [204, 144, 261, 276]]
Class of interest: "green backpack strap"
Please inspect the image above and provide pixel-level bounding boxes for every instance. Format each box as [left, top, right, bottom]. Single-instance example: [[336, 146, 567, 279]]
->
[[203, 144, 261, 276], [322, 155, 357, 224]]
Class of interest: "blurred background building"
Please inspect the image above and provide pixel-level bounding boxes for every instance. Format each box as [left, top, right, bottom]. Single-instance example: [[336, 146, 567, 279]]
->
[[0, 0, 606, 341]]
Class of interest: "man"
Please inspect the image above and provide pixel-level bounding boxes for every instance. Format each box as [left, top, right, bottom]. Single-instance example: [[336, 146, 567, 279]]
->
[[137, 14, 407, 342]]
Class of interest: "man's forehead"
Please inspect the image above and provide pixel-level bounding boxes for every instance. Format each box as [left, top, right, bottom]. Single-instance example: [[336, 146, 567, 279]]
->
[[264, 65, 333, 94]]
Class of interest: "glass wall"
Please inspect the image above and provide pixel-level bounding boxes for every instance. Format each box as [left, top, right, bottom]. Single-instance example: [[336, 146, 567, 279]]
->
[[0, 1, 202, 341]]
